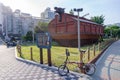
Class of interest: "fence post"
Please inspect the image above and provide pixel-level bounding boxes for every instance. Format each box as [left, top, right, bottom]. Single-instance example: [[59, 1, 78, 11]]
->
[[30, 47, 33, 60], [93, 45, 95, 56], [88, 47, 90, 61], [47, 49, 52, 66], [40, 48, 43, 64], [18, 45, 22, 57], [98, 43, 100, 52]]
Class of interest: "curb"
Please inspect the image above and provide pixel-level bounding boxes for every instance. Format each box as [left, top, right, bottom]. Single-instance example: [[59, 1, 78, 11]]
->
[[15, 47, 57, 69], [15, 47, 93, 80], [89, 40, 116, 64]]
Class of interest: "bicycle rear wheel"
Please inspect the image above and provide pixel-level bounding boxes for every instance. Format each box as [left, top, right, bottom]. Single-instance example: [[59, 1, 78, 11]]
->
[[84, 63, 96, 75], [58, 65, 69, 76]]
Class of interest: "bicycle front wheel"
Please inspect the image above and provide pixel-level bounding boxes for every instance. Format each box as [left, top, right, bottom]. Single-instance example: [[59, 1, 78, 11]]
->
[[84, 63, 96, 75], [58, 65, 69, 76]]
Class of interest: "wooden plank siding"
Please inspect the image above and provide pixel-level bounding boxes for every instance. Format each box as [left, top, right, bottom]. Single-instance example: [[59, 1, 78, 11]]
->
[[48, 13, 104, 47]]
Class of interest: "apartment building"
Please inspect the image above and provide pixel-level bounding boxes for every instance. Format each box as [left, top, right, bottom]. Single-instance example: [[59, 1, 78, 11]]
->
[[13, 9, 35, 36], [0, 3, 3, 35], [0, 3, 54, 38], [0, 3, 13, 37], [41, 7, 55, 22]]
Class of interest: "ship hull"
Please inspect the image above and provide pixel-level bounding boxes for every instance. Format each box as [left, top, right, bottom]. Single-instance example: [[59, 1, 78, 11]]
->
[[51, 33, 100, 47]]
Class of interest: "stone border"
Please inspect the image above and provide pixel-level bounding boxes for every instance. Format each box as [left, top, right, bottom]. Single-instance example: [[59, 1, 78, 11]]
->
[[15, 47, 55, 69], [14, 47, 92, 79], [89, 40, 116, 64]]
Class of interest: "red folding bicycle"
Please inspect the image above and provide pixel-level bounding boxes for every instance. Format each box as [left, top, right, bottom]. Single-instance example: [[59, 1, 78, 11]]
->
[[58, 49, 96, 76]]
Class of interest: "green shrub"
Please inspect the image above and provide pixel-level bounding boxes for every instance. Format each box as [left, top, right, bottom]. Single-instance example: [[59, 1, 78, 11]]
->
[[25, 31, 33, 41], [52, 41, 59, 46]]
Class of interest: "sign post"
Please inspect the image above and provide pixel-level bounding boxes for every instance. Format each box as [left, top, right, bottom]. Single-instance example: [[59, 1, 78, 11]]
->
[[40, 48, 43, 64], [36, 32, 52, 66], [47, 49, 52, 66]]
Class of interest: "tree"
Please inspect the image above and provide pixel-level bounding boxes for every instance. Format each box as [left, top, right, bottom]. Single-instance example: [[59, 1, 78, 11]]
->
[[34, 26, 43, 33], [91, 15, 105, 25], [69, 9, 74, 15], [25, 31, 33, 41], [104, 28, 111, 36], [104, 25, 120, 38], [34, 22, 48, 33]]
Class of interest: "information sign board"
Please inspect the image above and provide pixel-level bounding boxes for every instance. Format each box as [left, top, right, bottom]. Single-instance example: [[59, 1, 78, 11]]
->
[[36, 32, 52, 49]]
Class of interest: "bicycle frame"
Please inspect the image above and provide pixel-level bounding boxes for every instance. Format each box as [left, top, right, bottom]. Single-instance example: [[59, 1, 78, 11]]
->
[[58, 49, 96, 76]]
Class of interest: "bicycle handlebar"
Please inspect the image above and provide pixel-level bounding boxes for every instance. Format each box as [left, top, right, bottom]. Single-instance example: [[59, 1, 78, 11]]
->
[[80, 50, 86, 54]]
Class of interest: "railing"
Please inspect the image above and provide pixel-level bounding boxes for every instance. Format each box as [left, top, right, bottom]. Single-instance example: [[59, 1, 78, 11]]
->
[[82, 38, 117, 63], [16, 38, 117, 68]]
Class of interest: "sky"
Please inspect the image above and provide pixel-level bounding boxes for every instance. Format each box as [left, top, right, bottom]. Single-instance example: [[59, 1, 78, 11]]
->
[[0, 0, 120, 25]]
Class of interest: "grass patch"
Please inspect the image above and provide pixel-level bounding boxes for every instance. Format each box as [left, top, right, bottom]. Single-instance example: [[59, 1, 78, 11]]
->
[[17, 38, 116, 72]]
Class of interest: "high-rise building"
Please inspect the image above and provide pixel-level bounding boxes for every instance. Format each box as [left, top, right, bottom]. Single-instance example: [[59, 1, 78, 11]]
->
[[0, 3, 3, 36], [13, 9, 22, 35], [0, 3, 13, 38], [13, 9, 37, 36], [0, 2, 40, 37], [21, 12, 33, 35], [41, 7, 55, 22]]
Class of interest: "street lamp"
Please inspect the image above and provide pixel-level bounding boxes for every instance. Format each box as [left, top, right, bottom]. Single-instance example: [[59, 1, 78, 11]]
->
[[73, 8, 85, 73], [82, 13, 89, 18], [73, 8, 83, 52]]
